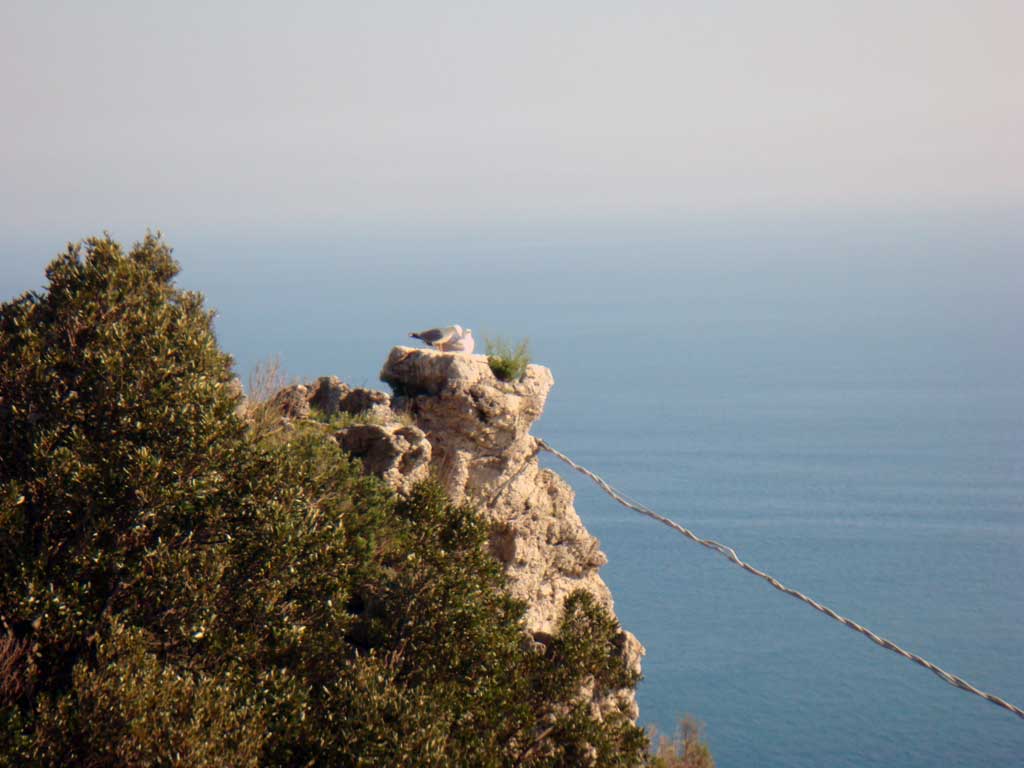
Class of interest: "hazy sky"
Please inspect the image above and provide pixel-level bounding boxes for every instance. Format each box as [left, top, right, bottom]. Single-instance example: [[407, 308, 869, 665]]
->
[[2, 1, 1022, 241]]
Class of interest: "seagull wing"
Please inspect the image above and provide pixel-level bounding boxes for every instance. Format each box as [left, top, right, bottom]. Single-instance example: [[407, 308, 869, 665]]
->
[[411, 326, 458, 348], [444, 328, 475, 353]]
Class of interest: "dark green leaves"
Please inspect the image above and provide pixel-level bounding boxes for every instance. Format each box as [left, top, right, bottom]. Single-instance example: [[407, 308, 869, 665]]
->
[[0, 234, 646, 767]]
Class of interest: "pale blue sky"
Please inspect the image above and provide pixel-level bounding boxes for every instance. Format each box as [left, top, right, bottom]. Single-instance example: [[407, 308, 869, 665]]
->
[[2, 0, 1021, 244]]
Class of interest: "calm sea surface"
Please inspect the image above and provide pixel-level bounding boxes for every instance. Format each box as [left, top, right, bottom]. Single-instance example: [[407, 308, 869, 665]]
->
[[6, 215, 1022, 766]]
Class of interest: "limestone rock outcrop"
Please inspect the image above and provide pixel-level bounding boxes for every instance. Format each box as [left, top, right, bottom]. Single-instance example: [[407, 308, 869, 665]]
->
[[338, 387, 391, 416], [335, 422, 432, 494], [308, 376, 349, 416], [259, 348, 643, 721], [380, 346, 643, 720], [270, 383, 311, 420]]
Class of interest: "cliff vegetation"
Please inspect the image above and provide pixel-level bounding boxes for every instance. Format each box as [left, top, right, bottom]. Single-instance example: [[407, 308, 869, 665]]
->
[[0, 234, 711, 767]]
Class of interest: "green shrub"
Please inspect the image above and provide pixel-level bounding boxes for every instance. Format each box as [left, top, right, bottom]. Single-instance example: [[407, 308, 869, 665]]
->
[[33, 621, 265, 768], [306, 404, 413, 430], [0, 234, 651, 767], [648, 716, 715, 768], [486, 336, 531, 382], [0, 233, 244, 696]]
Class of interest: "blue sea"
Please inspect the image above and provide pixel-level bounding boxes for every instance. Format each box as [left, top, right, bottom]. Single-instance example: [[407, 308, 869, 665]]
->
[[5, 211, 1023, 766]]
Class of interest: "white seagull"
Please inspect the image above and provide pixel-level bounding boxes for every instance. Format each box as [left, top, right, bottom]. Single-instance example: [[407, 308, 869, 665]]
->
[[409, 325, 475, 354]]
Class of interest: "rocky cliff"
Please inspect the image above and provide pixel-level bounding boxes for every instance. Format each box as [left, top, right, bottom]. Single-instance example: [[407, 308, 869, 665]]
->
[[277, 347, 643, 720]]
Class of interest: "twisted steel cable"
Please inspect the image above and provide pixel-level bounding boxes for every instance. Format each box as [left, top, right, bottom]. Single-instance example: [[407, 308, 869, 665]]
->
[[535, 438, 1024, 722]]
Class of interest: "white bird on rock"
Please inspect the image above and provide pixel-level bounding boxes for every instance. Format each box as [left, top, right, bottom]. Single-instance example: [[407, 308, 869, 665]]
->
[[446, 327, 475, 354], [409, 325, 475, 354]]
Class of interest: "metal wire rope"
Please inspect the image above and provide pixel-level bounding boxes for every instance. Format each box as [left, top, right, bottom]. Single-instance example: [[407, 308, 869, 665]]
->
[[535, 438, 1024, 722]]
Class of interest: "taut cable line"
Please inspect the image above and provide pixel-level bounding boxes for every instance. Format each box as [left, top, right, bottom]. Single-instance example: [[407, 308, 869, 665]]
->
[[535, 438, 1024, 722]]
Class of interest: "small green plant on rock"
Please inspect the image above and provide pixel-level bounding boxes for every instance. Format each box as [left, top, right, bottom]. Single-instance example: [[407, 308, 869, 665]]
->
[[485, 336, 531, 382], [306, 406, 414, 430]]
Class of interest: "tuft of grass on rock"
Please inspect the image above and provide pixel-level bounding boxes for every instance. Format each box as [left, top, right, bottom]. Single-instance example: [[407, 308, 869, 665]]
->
[[485, 337, 530, 382]]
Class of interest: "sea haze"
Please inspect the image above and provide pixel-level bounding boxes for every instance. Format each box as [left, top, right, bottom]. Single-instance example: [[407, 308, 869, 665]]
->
[[6, 211, 1022, 767]]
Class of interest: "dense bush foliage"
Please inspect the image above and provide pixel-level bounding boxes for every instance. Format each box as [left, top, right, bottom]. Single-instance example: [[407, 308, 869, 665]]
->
[[0, 235, 649, 766]]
